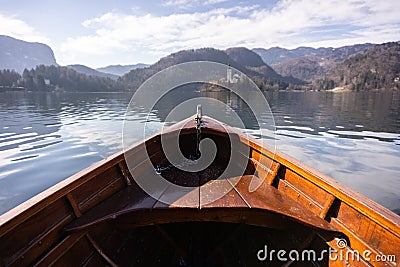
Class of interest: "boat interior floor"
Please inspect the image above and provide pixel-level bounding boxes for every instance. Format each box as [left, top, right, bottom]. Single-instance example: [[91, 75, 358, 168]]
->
[[65, 221, 331, 267]]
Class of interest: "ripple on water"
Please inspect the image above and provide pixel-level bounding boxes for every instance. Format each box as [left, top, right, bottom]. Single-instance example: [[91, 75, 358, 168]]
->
[[0, 91, 399, 215], [11, 155, 39, 162]]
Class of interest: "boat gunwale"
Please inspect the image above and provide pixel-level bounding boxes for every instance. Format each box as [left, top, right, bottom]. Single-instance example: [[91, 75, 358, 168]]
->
[[244, 136, 400, 239]]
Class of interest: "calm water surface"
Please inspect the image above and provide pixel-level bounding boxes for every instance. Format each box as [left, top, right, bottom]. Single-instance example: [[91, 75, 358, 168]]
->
[[0, 91, 399, 214]]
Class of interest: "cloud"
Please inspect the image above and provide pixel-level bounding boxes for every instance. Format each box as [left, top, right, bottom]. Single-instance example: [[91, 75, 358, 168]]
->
[[0, 13, 50, 44], [162, 0, 193, 9], [163, 0, 228, 9], [59, 0, 400, 66], [204, 0, 228, 5]]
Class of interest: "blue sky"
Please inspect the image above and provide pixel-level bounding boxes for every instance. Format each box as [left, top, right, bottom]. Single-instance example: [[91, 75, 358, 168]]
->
[[1, 0, 399, 68]]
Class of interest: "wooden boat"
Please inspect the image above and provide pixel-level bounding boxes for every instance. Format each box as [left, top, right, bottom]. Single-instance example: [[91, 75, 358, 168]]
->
[[0, 113, 399, 267]]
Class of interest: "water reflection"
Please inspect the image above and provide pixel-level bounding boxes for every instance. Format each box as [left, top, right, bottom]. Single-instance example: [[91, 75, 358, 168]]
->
[[0, 90, 399, 215], [151, 84, 259, 129], [267, 91, 400, 134], [0, 92, 130, 213]]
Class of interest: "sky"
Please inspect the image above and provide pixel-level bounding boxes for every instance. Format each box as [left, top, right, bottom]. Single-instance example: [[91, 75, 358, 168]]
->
[[0, 0, 399, 68]]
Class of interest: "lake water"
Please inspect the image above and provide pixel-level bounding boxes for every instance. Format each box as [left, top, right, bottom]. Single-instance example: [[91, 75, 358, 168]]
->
[[0, 90, 399, 215]]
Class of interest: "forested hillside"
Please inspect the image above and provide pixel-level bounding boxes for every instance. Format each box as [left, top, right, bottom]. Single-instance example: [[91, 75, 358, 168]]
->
[[314, 42, 400, 90], [257, 44, 373, 82], [22, 65, 126, 92], [120, 47, 304, 91]]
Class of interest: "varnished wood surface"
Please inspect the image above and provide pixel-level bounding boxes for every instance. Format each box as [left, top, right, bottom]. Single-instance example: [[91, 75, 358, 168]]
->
[[65, 175, 338, 233], [0, 116, 399, 266]]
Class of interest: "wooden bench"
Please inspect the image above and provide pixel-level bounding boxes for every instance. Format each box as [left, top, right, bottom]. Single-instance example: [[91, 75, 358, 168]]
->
[[64, 175, 339, 234]]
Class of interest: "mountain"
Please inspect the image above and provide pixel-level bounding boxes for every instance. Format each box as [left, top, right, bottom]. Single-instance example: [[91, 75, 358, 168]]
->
[[96, 63, 149, 76], [225, 47, 282, 80], [254, 44, 374, 82], [253, 44, 373, 66], [253, 46, 323, 65], [315, 42, 400, 90], [121, 47, 304, 91], [120, 48, 236, 90], [67, 64, 118, 80], [226, 47, 267, 67], [0, 35, 57, 73], [272, 56, 328, 82]]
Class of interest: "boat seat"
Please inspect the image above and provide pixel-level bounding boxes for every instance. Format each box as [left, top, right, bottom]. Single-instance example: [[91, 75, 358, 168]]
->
[[64, 175, 338, 233]]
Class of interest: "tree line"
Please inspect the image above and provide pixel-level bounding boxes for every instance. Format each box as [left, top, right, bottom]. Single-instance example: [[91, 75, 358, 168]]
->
[[0, 69, 21, 88], [312, 42, 400, 90], [0, 65, 128, 92]]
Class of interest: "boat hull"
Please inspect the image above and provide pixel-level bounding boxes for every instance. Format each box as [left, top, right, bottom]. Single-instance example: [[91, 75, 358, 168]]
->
[[0, 116, 398, 266]]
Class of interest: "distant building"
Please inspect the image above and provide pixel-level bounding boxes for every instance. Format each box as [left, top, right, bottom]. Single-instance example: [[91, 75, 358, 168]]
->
[[226, 65, 238, 83], [227, 65, 232, 83]]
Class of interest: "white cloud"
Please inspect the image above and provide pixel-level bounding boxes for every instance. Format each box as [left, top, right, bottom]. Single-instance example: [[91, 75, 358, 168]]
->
[[163, 0, 228, 9], [204, 0, 228, 5], [0, 14, 50, 44], [162, 0, 193, 9], [59, 0, 400, 67]]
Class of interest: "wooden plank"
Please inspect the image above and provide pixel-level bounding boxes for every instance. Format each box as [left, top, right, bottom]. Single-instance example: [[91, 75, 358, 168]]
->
[[51, 235, 94, 266], [126, 150, 165, 179], [115, 208, 296, 231], [68, 165, 123, 213], [87, 225, 121, 256], [154, 184, 200, 208], [7, 214, 73, 267], [283, 168, 332, 207], [0, 198, 72, 264], [278, 179, 324, 215], [66, 194, 81, 217], [266, 162, 280, 185], [232, 175, 338, 233], [118, 161, 132, 185], [32, 232, 86, 267], [251, 149, 276, 174], [64, 180, 158, 232], [124, 147, 164, 169], [86, 234, 118, 267], [201, 179, 248, 208], [78, 177, 125, 214], [79, 252, 105, 267], [335, 202, 400, 263], [320, 195, 336, 219], [330, 218, 396, 267], [249, 157, 280, 185]]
